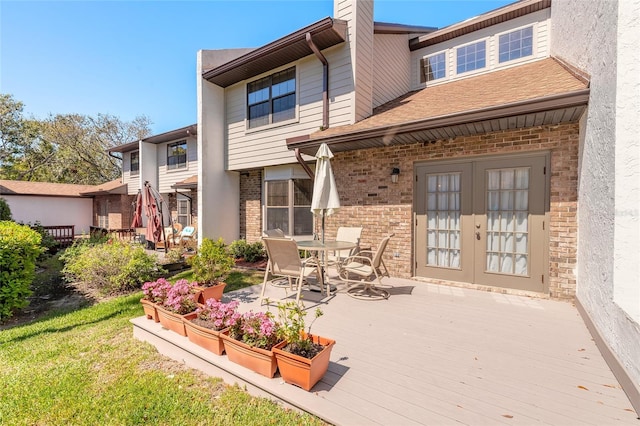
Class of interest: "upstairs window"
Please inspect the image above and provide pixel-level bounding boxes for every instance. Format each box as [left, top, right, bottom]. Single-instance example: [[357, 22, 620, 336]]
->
[[456, 40, 486, 74], [247, 67, 296, 129], [130, 151, 139, 175], [421, 52, 446, 83], [167, 141, 187, 170], [499, 26, 533, 63]]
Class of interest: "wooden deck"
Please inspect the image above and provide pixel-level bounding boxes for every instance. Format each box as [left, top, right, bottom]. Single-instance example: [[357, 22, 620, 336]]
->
[[132, 274, 638, 425]]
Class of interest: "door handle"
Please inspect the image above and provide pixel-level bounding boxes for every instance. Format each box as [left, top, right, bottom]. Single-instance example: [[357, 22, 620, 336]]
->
[[476, 231, 481, 240]]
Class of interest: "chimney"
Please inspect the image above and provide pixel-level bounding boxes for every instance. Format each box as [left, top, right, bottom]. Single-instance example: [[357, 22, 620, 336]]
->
[[335, 0, 375, 122]]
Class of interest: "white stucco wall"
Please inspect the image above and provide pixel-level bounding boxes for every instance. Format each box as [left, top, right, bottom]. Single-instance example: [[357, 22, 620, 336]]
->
[[551, 0, 640, 397], [198, 50, 240, 245], [3, 195, 93, 235]]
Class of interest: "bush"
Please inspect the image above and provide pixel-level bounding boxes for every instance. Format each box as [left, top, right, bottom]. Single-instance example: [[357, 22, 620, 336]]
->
[[0, 221, 44, 320], [0, 198, 11, 221], [62, 240, 164, 295], [229, 239, 265, 263], [189, 237, 235, 285], [29, 222, 58, 257]]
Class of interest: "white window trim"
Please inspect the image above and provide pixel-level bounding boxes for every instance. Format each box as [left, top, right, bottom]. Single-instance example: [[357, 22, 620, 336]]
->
[[165, 140, 189, 173], [176, 197, 191, 227], [422, 49, 448, 84], [494, 23, 537, 67], [244, 65, 300, 133], [454, 37, 490, 77], [130, 151, 140, 176], [262, 165, 313, 237]]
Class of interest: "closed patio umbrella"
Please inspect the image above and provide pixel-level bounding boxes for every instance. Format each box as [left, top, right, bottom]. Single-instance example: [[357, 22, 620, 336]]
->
[[131, 190, 143, 228], [310, 143, 340, 243], [144, 183, 163, 244]]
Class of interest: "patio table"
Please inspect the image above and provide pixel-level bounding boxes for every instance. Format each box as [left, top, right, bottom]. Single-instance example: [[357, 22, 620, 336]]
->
[[296, 240, 357, 296]]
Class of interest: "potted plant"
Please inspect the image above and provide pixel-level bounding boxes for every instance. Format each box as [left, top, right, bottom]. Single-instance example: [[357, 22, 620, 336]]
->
[[183, 299, 239, 355], [220, 310, 282, 378], [156, 279, 198, 336], [189, 237, 235, 303], [140, 278, 172, 322], [272, 301, 336, 391]]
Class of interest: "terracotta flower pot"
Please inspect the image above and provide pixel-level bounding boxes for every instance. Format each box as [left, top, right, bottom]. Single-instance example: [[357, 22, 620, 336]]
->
[[140, 298, 159, 323], [194, 282, 226, 304], [156, 305, 191, 336], [273, 334, 336, 391], [182, 312, 227, 355], [220, 332, 279, 378]]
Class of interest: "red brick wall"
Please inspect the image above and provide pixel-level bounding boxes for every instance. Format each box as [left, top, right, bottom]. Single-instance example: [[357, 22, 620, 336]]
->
[[240, 169, 263, 242], [325, 123, 579, 299]]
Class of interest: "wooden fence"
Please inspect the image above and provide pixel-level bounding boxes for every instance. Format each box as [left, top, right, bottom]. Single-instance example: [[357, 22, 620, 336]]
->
[[41, 225, 75, 247], [89, 226, 137, 241]]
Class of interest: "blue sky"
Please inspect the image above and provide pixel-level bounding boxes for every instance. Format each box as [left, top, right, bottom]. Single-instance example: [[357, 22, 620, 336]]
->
[[1, 0, 512, 135]]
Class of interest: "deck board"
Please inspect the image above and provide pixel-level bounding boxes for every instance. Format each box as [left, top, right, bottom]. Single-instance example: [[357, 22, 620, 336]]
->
[[132, 275, 638, 425]]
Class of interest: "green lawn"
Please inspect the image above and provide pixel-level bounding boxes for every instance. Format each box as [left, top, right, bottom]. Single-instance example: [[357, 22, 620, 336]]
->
[[169, 267, 265, 292], [0, 292, 325, 425]]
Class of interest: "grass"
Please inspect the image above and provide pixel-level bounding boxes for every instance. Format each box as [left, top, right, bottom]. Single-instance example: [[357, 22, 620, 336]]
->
[[170, 268, 265, 292], [0, 292, 326, 425]]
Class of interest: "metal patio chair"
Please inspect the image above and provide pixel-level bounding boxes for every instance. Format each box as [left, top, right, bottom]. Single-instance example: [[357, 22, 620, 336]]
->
[[260, 237, 320, 305], [326, 226, 363, 267], [338, 233, 394, 300]]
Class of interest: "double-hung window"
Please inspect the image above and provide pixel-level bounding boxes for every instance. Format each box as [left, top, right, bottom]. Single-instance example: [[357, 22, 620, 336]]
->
[[176, 197, 191, 228], [130, 151, 139, 175], [247, 67, 296, 129], [499, 26, 533, 63], [422, 52, 446, 83], [265, 178, 313, 236], [456, 40, 486, 74], [167, 140, 187, 170]]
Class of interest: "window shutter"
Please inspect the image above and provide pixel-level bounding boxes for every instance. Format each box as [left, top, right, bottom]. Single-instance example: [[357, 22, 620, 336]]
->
[[419, 58, 426, 83]]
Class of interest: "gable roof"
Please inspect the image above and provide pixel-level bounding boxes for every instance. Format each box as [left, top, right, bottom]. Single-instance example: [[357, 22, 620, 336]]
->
[[0, 180, 96, 198], [287, 58, 590, 155]]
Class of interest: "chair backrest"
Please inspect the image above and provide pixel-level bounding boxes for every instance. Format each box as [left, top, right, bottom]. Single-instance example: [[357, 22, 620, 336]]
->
[[263, 228, 286, 238], [336, 226, 363, 244], [262, 237, 301, 276], [335, 226, 363, 257], [371, 233, 394, 268]]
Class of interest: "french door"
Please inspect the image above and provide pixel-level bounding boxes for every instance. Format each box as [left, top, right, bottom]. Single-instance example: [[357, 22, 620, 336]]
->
[[415, 154, 549, 293]]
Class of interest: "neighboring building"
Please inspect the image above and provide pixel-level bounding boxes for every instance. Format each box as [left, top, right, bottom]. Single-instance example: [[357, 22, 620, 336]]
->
[[109, 124, 199, 229], [196, 0, 639, 410], [0, 180, 96, 234]]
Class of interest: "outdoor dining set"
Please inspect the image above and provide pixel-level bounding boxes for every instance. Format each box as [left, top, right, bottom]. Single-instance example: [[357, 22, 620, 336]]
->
[[259, 227, 395, 304]]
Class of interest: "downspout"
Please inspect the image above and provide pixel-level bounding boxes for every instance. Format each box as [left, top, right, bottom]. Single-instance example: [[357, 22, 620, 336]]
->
[[295, 32, 330, 180]]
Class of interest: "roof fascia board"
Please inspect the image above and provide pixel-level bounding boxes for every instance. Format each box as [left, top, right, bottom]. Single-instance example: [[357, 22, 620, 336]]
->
[[109, 124, 197, 153], [202, 17, 347, 87], [287, 89, 590, 150], [409, 0, 551, 51]]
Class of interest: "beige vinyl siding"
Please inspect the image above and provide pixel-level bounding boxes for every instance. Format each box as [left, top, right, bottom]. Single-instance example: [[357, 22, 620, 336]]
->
[[410, 9, 551, 90], [373, 34, 411, 108], [123, 152, 139, 195], [227, 43, 354, 171], [157, 137, 197, 193], [352, 0, 374, 122]]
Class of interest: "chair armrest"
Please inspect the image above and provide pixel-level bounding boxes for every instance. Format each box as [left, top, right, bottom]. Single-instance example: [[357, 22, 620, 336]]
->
[[342, 254, 374, 266]]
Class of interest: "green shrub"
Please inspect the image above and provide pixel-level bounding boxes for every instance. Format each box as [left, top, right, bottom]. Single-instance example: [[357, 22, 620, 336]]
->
[[189, 237, 235, 285], [0, 221, 44, 320], [62, 240, 164, 295], [29, 221, 58, 257], [229, 239, 265, 263], [0, 198, 11, 221]]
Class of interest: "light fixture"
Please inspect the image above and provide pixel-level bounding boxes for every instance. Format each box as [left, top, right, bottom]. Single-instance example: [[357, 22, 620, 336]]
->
[[391, 167, 400, 183]]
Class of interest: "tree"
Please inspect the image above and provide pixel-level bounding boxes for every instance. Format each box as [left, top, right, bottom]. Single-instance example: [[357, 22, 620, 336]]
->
[[0, 94, 152, 185]]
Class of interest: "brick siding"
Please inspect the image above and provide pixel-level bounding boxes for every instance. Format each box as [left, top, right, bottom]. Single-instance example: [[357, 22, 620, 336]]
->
[[239, 123, 579, 299]]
